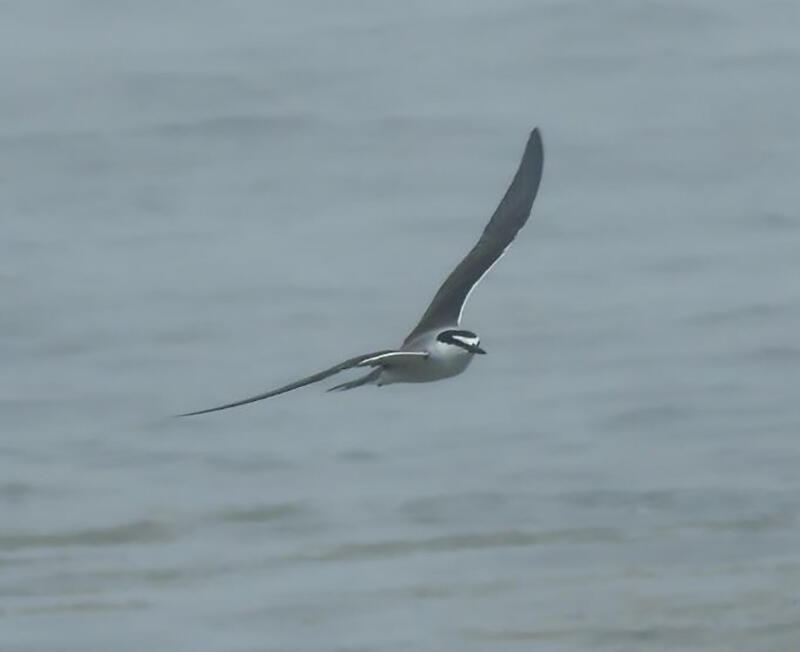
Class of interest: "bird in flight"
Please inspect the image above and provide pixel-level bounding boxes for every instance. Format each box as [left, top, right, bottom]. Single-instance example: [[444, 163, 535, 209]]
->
[[180, 128, 544, 416]]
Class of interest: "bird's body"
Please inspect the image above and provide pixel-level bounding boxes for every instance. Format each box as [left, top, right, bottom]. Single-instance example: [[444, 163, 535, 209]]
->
[[180, 128, 544, 417], [377, 331, 478, 386]]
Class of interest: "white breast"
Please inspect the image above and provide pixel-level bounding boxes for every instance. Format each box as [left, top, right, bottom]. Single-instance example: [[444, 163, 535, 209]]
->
[[377, 338, 474, 386]]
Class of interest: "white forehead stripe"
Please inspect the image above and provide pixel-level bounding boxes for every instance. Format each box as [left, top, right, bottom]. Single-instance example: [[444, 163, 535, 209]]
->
[[451, 334, 480, 347]]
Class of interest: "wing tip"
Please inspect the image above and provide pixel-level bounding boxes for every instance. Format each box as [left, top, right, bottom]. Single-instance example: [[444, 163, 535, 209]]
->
[[517, 126, 544, 189], [174, 407, 216, 417], [527, 127, 543, 156]]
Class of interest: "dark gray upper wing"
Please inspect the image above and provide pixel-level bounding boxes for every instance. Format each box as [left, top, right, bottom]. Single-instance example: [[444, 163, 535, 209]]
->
[[404, 129, 544, 344], [177, 349, 396, 416]]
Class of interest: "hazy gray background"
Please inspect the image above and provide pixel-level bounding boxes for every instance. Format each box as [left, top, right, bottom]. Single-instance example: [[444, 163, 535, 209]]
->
[[1, 1, 799, 650]]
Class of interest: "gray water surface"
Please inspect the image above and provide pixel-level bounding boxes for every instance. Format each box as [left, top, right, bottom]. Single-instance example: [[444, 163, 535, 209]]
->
[[2, 1, 799, 650]]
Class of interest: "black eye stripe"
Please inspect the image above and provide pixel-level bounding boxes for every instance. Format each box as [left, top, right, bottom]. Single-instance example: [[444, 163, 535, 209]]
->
[[436, 329, 479, 345]]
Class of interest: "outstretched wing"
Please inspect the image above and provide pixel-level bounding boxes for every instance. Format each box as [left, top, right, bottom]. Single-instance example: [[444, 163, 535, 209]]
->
[[404, 128, 544, 344], [177, 350, 428, 416]]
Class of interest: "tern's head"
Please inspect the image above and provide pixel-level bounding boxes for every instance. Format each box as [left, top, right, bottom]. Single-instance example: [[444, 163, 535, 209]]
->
[[436, 329, 486, 355]]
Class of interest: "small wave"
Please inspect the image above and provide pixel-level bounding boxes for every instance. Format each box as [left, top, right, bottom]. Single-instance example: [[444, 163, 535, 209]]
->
[[0, 519, 174, 552], [601, 402, 692, 429], [464, 624, 707, 645], [675, 511, 794, 533], [16, 598, 149, 615], [212, 501, 307, 524], [692, 301, 794, 326], [294, 527, 623, 562]]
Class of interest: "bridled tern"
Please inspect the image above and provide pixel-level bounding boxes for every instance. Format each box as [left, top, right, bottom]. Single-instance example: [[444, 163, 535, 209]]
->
[[180, 128, 544, 416]]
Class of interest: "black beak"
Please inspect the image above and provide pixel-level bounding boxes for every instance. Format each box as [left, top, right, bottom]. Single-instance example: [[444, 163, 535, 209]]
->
[[471, 345, 487, 355]]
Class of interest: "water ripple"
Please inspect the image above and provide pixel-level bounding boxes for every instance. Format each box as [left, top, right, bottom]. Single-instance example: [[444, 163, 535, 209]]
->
[[0, 520, 175, 552], [294, 527, 624, 562]]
